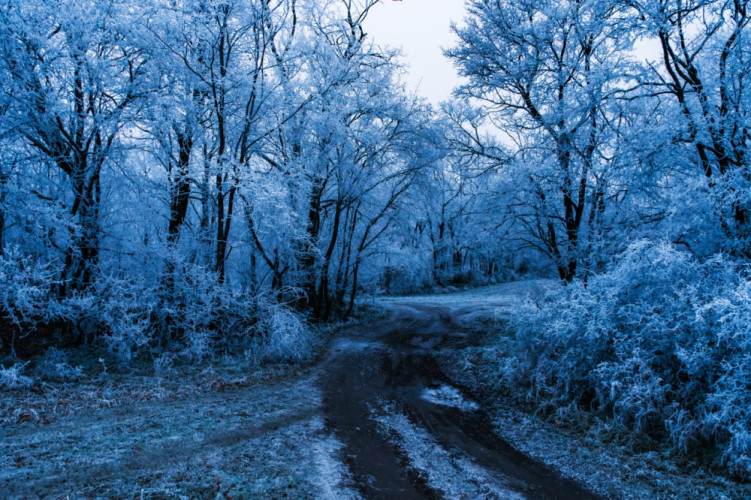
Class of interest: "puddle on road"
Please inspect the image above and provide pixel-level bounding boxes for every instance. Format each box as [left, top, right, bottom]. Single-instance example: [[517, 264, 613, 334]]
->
[[421, 384, 479, 412], [332, 338, 381, 353], [410, 335, 442, 349]]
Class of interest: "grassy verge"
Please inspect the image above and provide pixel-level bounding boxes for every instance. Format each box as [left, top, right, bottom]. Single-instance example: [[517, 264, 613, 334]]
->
[[0, 327, 359, 498]]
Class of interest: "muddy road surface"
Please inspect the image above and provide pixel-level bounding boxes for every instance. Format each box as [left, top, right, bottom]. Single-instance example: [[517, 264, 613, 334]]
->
[[321, 302, 598, 499]]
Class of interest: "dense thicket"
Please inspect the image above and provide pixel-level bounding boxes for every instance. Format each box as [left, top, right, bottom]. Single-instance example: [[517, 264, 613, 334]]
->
[[0, 0, 536, 364]]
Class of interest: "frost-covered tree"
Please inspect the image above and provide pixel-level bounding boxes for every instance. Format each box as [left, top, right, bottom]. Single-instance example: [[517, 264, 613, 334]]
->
[[154, 0, 303, 284], [447, 0, 639, 281], [0, 0, 445, 354], [631, 0, 751, 256], [0, 0, 148, 295], [243, 0, 443, 318]]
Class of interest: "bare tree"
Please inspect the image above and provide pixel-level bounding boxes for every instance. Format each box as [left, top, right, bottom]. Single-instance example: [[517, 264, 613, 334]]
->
[[634, 0, 751, 254]]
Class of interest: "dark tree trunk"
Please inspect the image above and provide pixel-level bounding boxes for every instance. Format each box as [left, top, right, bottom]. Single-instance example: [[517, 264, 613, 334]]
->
[[302, 180, 324, 310], [163, 127, 194, 293], [318, 199, 343, 320], [0, 173, 6, 258], [215, 173, 226, 283], [167, 130, 193, 245], [198, 149, 212, 261]]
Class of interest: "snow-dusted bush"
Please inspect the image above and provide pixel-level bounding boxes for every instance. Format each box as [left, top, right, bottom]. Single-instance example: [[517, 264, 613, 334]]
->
[[154, 263, 315, 365], [158, 263, 260, 361], [153, 352, 175, 377], [0, 363, 32, 389], [95, 277, 157, 366], [0, 250, 57, 353], [33, 347, 82, 382], [0, 248, 314, 370], [511, 241, 751, 478], [245, 298, 316, 364], [40, 277, 158, 366], [0, 250, 155, 364]]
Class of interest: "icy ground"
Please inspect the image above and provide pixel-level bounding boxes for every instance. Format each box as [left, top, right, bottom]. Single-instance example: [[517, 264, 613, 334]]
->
[[376, 279, 555, 326], [1, 364, 358, 498], [421, 384, 479, 411], [2, 280, 749, 498]]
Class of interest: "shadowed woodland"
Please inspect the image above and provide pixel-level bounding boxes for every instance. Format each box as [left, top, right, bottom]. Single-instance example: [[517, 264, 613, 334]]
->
[[2, 0, 751, 486]]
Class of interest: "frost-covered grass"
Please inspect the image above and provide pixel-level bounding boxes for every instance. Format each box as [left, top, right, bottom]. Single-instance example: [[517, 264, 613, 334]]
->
[[0, 363, 32, 390], [376, 279, 555, 327], [32, 347, 83, 382], [377, 279, 553, 307], [0, 364, 357, 498], [442, 348, 751, 499], [0, 289, 344, 497]]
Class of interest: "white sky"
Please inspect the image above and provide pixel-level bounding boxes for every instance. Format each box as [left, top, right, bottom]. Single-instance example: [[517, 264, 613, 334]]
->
[[363, 2, 663, 106], [364, 0, 468, 105]]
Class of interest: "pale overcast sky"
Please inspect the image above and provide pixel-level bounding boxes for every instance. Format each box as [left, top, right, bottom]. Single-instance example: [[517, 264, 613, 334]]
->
[[364, 0, 468, 104]]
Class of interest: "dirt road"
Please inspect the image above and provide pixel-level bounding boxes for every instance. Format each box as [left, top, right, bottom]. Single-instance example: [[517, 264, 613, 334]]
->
[[321, 301, 598, 499]]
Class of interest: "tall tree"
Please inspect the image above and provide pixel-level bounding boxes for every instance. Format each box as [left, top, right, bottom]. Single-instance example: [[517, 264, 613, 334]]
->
[[634, 0, 751, 255], [0, 0, 147, 295], [447, 0, 637, 281]]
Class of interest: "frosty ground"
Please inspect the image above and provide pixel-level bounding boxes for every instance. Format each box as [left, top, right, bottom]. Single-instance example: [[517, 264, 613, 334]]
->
[[2, 281, 749, 498]]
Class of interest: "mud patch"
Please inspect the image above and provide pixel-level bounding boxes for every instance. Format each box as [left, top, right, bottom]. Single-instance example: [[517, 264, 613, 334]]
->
[[321, 300, 599, 499]]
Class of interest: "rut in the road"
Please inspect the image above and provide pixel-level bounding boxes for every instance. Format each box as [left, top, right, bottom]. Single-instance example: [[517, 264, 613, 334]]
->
[[320, 304, 600, 499]]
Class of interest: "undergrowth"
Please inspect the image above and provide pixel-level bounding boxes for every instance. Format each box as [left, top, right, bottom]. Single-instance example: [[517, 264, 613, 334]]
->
[[509, 241, 751, 480], [0, 255, 323, 384]]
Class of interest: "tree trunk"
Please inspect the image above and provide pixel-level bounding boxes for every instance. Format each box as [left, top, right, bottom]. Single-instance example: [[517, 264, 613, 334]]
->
[[163, 128, 193, 293], [167, 130, 193, 245], [0, 172, 6, 258], [318, 199, 343, 320], [303, 180, 324, 309]]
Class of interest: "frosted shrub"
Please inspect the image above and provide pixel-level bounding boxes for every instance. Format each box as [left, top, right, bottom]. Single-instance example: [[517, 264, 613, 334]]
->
[[153, 352, 175, 377], [54, 293, 98, 343], [1, 252, 160, 364], [182, 327, 214, 362], [0, 363, 32, 389], [0, 250, 56, 352], [162, 263, 258, 360], [95, 277, 157, 366], [512, 241, 751, 477], [34, 347, 82, 382], [698, 279, 751, 480], [158, 264, 220, 360], [246, 299, 314, 364]]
